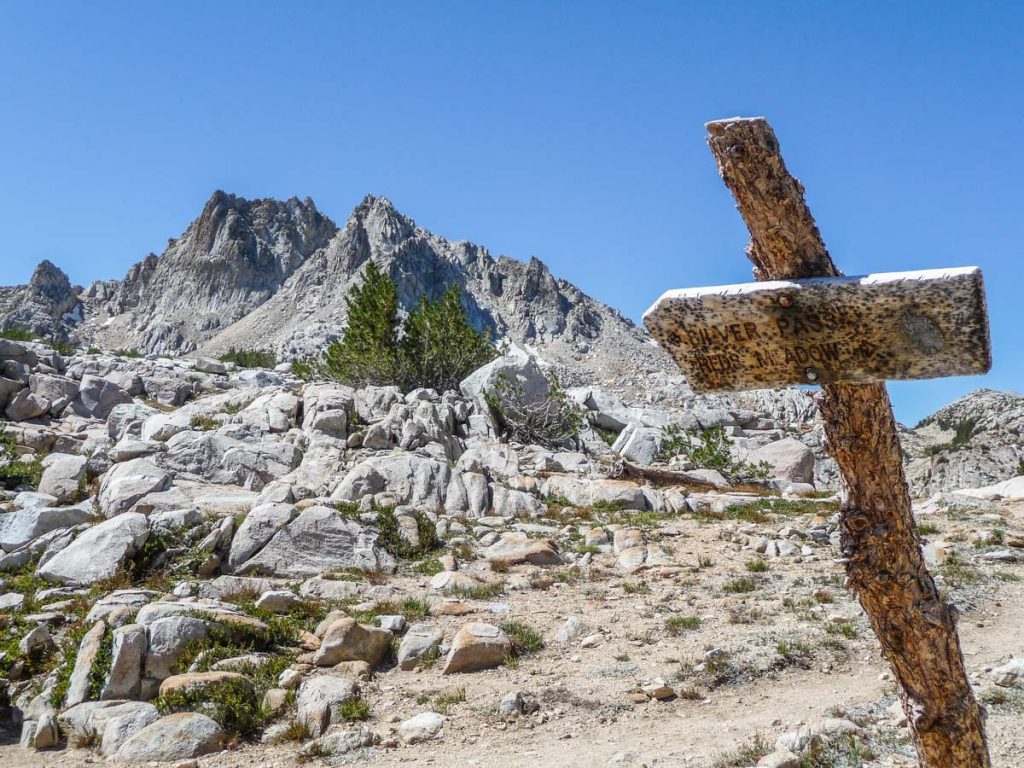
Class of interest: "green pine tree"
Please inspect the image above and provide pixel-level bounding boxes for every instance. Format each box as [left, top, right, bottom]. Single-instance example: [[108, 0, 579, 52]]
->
[[293, 263, 497, 392], [399, 286, 497, 393], [308, 261, 401, 386]]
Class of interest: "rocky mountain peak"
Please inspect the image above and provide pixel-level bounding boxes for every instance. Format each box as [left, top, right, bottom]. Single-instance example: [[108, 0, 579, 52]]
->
[[81, 191, 340, 355], [347, 194, 416, 254], [28, 259, 74, 299], [0, 259, 81, 340]]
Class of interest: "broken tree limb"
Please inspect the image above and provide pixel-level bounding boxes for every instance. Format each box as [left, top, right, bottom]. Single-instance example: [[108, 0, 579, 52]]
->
[[705, 116, 990, 767], [614, 459, 774, 495]]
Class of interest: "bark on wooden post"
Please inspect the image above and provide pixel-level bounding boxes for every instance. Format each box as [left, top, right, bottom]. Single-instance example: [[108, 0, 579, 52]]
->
[[705, 117, 990, 767]]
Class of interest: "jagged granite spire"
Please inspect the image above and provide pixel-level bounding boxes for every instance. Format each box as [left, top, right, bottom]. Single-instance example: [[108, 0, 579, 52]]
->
[[84, 191, 338, 354], [0, 260, 82, 340]]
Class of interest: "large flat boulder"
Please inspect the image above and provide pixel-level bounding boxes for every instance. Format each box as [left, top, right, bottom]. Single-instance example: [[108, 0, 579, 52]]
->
[[37, 513, 149, 586], [441, 622, 511, 674], [37, 453, 88, 504], [98, 458, 172, 518], [296, 674, 359, 737], [142, 616, 211, 682], [0, 501, 98, 552], [313, 618, 392, 667], [542, 475, 647, 510], [485, 532, 562, 568], [58, 700, 159, 757], [398, 623, 444, 670], [235, 505, 394, 577], [331, 454, 450, 508], [302, 383, 355, 438], [226, 502, 295, 568], [460, 352, 549, 430], [115, 712, 225, 762], [745, 438, 815, 484], [101, 623, 147, 700], [5, 389, 48, 421], [71, 375, 132, 420]]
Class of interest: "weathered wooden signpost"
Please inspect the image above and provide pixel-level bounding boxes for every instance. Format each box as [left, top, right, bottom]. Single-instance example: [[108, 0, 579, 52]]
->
[[644, 117, 992, 767]]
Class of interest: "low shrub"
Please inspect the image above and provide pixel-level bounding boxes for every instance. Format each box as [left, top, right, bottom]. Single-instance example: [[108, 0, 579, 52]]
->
[[656, 424, 771, 482], [156, 677, 268, 740], [665, 616, 701, 635], [0, 326, 34, 341], [484, 371, 583, 450], [219, 347, 277, 369], [500, 620, 544, 658], [0, 433, 43, 489]]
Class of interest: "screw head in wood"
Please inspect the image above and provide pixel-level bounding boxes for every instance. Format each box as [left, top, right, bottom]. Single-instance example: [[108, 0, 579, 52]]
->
[[805, 368, 819, 382], [778, 295, 793, 307]]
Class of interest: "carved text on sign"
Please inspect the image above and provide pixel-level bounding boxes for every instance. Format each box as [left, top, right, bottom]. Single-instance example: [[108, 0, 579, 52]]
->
[[643, 267, 990, 393]]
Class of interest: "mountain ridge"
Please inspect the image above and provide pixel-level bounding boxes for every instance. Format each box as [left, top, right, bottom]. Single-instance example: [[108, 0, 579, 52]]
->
[[6, 191, 678, 399]]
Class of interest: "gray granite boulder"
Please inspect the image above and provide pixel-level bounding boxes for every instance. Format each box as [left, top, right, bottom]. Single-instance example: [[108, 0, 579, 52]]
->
[[37, 512, 149, 586]]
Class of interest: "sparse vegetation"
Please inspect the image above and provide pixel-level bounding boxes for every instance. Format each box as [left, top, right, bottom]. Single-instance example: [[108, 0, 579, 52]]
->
[[484, 370, 584, 450], [656, 424, 771, 482], [452, 580, 505, 601], [219, 347, 277, 368], [156, 676, 269, 741], [347, 596, 431, 624], [0, 432, 43, 489], [190, 414, 220, 431], [797, 732, 875, 767], [665, 615, 701, 635], [0, 326, 34, 341], [432, 686, 467, 714], [375, 505, 438, 559], [712, 733, 773, 767], [776, 638, 813, 667], [501, 620, 544, 660], [722, 576, 758, 594], [337, 696, 371, 722], [622, 580, 651, 595], [921, 416, 981, 457], [941, 551, 981, 587], [270, 719, 313, 744]]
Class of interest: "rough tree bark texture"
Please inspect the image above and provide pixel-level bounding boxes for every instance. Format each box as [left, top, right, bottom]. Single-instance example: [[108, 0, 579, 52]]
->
[[706, 117, 990, 767]]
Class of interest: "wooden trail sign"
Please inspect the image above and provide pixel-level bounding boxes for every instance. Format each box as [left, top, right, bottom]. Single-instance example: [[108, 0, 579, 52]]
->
[[644, 267, 991, 393], [647, 117, 991, 767]]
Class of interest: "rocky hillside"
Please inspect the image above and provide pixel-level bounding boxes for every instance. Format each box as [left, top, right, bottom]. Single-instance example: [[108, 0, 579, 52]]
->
[[2, 191, 1020, 493], [202, 195, 662, 396], [904, 388, 1024, 495], [2, 336, 1024, 767]]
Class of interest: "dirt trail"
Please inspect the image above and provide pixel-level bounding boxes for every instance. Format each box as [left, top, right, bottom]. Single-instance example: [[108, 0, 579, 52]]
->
[[4, 513, 1024, 768]]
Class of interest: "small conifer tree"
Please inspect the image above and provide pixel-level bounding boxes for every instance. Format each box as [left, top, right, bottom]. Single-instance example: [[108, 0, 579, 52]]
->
[[294, 262, 497, 392], [399, 286, 497, 393]]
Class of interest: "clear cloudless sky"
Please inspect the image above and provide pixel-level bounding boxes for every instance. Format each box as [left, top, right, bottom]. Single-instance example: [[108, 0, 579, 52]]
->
[[1, 1, 1021, 425]]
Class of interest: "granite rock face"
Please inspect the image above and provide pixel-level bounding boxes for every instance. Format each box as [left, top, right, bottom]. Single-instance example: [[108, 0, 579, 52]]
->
[[905, 388, 1024, 496], [83, 191, 338, 356], [0, 260, 82, 342]]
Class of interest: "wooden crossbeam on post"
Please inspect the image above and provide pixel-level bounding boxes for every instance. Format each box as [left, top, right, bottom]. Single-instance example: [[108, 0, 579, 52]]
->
[[644, 117, 991, 767]]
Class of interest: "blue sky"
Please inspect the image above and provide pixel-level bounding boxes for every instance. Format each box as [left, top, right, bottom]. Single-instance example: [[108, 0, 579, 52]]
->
[[1, 2, 1021, 425]]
